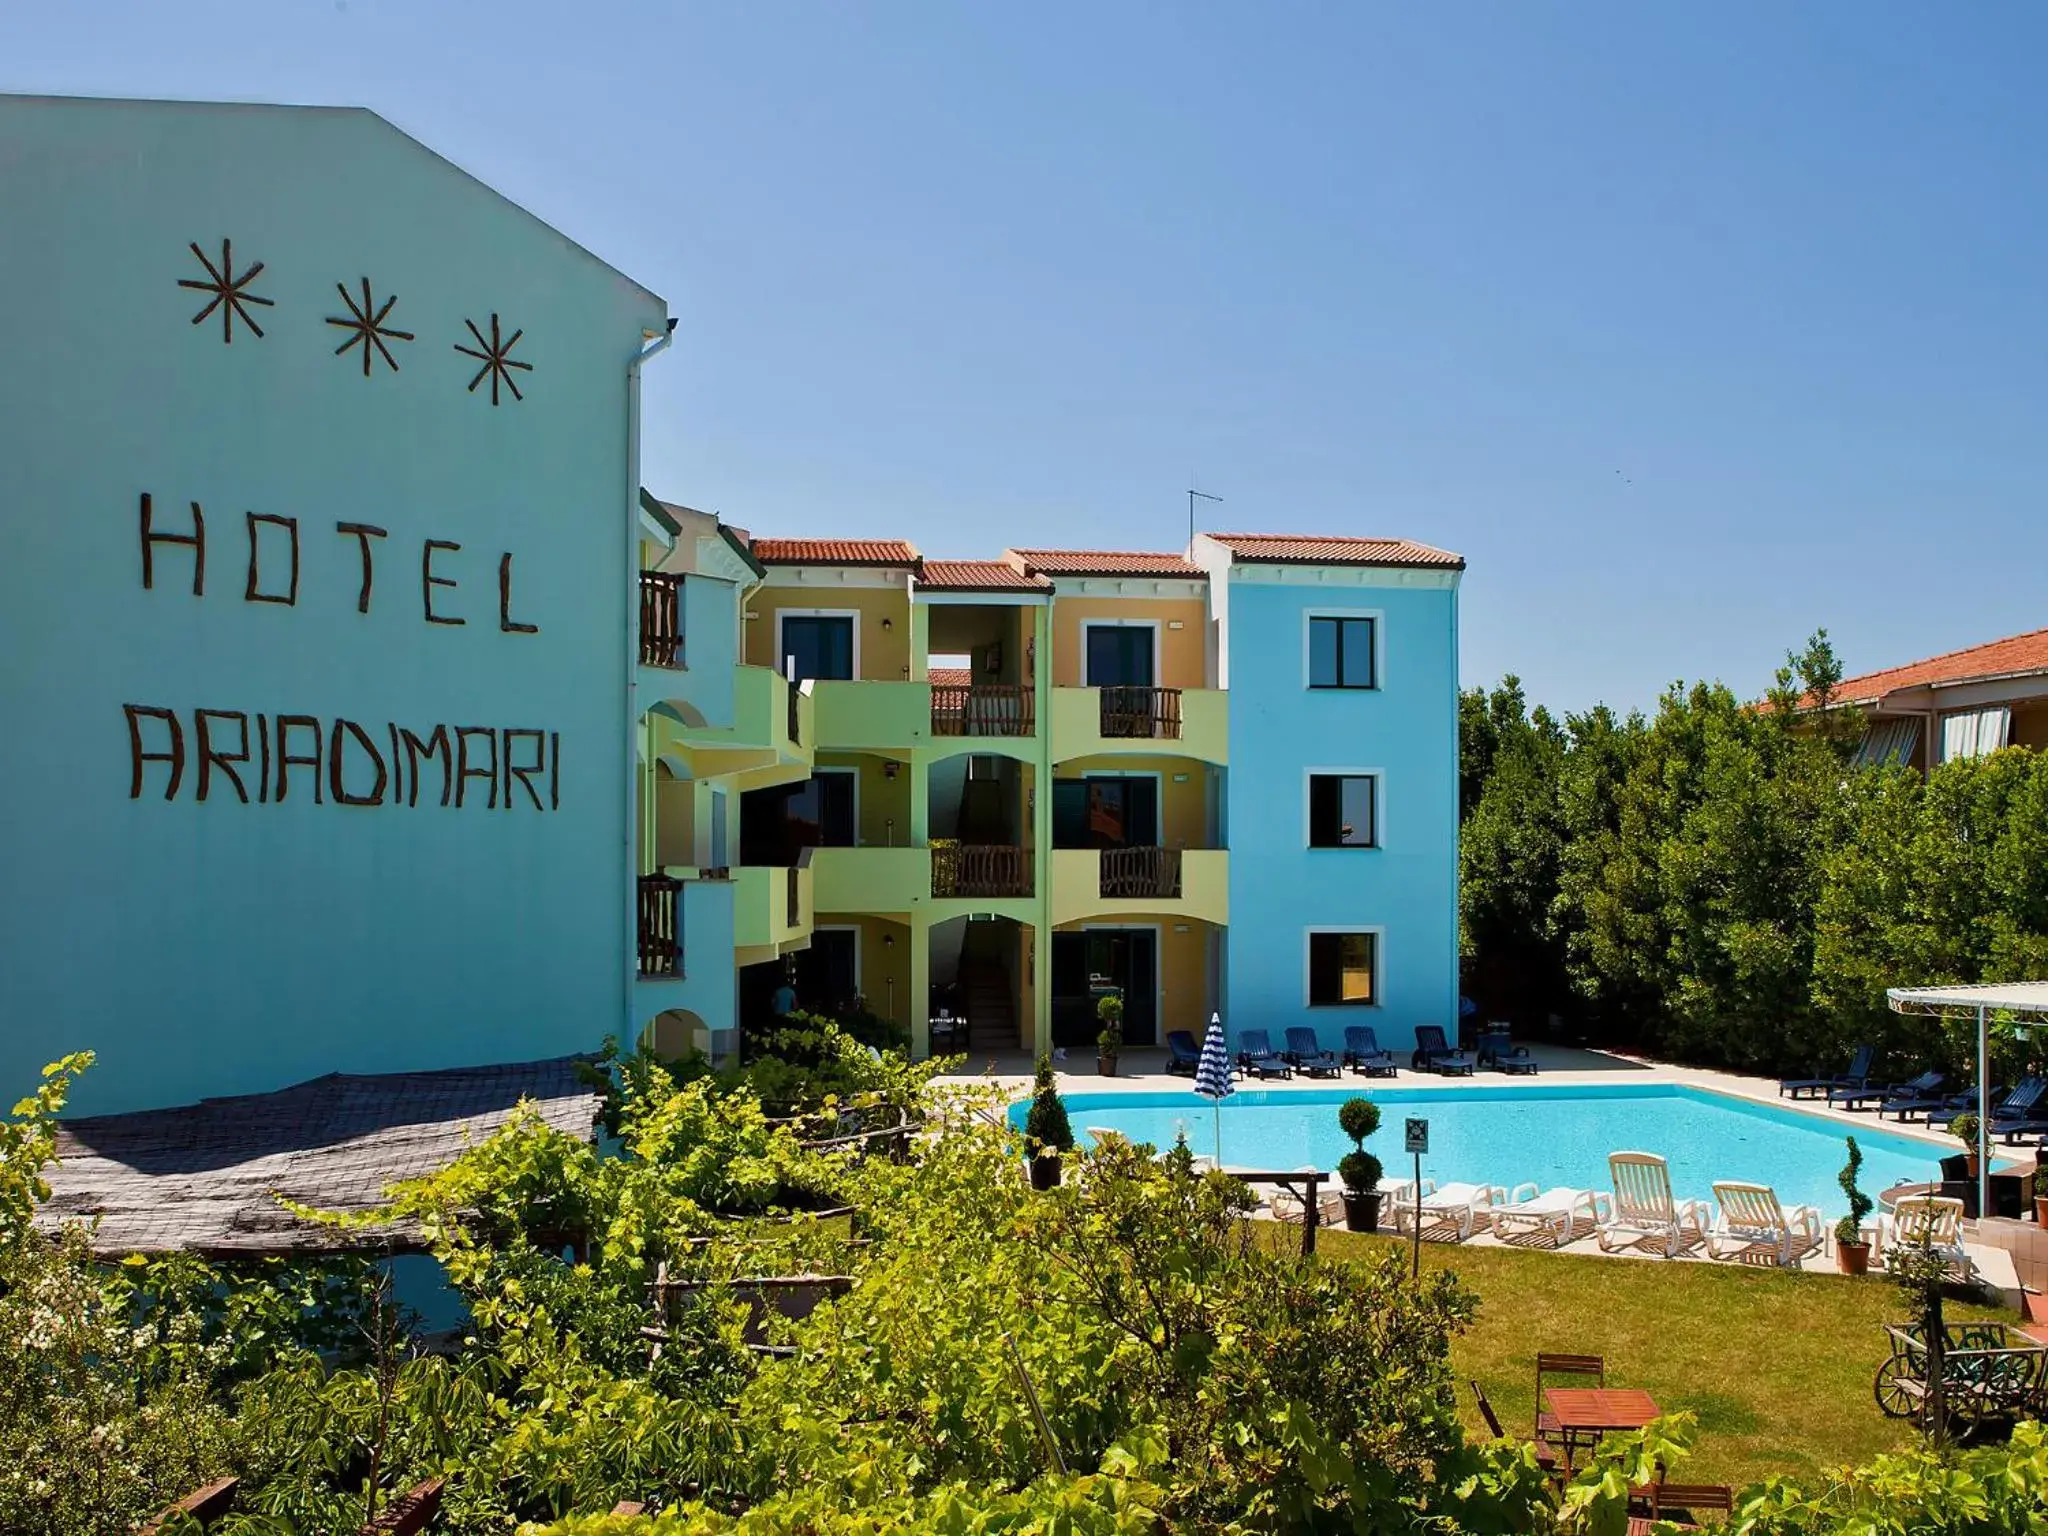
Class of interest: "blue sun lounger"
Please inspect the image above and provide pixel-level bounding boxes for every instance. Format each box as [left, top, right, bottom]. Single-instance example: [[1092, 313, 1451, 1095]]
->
[[1235, 1029, 1293, 1080], [1284, 1027, 1341, 1078]]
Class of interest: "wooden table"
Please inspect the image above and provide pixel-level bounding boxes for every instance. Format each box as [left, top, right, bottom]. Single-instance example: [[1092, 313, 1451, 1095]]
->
[[1544, 1387, 1661, 1468]]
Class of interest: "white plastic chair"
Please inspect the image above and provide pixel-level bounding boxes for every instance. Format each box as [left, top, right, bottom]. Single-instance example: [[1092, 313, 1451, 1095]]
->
[[1708, 1180, 1824, 1267], [1877, 1194, 1973, 1282], [1598, 1151, 1709, 1257]]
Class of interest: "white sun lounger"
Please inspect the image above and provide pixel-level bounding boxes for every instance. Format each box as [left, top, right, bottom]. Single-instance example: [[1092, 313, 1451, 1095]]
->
[[1265, 1165, 1344, 1225], [1876, 1194, 1974, 1283], [1708, 1180, 1824, 1267], [1397, 1181, 1506, 1241], [1493, 1184, 1612, 1247], [1598, 1151, 1709, 1257]]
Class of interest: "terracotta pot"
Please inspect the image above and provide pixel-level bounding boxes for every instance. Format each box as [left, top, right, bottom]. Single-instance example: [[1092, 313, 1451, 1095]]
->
[[1098, 1052, 1118, 1077], [1028, 1154, 1061, 1191], [1343, 1190, 1382, 1233], [1837, 1240, 1871, 1276], [1965, 1154, 1982, 1179], [2036, 1196, 2048, 1229]]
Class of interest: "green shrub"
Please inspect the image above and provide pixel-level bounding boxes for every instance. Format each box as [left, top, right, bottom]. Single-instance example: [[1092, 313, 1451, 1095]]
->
[[1836, 1136, 1872, 1247], [1337, 1096, 1383, 1192], [1023, 1056, 1074, 1155], [1095, 993, 1124, 1054], [1947, 1110, 1980, 1148]]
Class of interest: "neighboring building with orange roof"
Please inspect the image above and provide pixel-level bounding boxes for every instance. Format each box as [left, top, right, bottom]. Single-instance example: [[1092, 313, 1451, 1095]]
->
[[1823, 625, 2048, 770], [631, 514, 1464, 1068]]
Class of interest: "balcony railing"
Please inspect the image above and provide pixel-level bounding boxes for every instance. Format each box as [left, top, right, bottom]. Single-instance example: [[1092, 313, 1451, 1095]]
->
[[1099, 685, 1182, 740], [931, 843, 1033, 899], [637, 872, 682, 976], [931, 683, 1035, 737], [1099, 845, 1183, 900], [638, 572, 684, 668]]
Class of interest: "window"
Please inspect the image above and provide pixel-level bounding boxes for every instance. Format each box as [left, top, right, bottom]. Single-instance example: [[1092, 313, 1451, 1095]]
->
[[1084, 623, 1156, 687], [785, 770, 857, 848], [1052, 775, 1160, 849], [1308, 773, 1377, 848], [1308, 931, 1378, 1007], [779, 614, 855, 681], [1308, 615, 1376, 689]]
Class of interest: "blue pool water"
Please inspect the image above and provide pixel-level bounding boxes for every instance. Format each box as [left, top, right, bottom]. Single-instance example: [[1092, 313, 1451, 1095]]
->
[[1010, 1084, 1945, 1216]]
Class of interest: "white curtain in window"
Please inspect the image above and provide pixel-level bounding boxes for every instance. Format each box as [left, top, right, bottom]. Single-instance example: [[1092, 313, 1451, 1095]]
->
[[1853, 716, 1921, 768], [1938, 706, 2011, 763]]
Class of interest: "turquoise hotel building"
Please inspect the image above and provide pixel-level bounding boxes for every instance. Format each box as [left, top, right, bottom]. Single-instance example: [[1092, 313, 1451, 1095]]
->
[[0, 93, 1465, 1116]]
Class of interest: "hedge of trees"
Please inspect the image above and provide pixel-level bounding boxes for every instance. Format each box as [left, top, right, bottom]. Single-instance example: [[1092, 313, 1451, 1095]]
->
[[1459, 634, 2048, 1076]]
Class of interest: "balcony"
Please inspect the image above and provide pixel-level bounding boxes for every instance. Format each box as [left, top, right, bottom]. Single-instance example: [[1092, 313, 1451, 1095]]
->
[[931, 843, 1033, 899], [1099, 845, 1181, 900], [931, 683, 1035, 738], [811, 680, 930, 752], [637, 872, 682, 976], [638, 572, 684, 668], [1050, 847, 1228, 927], [810, 846, 930, 913], [1100, 685, 1180, 740], [1050, 686, 1226, 765], [735, 862, 814, 960]]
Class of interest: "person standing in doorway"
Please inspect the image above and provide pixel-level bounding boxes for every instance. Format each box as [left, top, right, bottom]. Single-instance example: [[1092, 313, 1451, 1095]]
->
[[771, 968, 798, 1018]]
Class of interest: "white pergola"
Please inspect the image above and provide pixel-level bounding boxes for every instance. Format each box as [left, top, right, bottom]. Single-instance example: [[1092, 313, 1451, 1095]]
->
[[1886, 981, 2048, 1218]]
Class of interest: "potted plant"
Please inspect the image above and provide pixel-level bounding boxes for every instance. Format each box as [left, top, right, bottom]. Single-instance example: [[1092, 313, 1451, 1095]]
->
[[1023, 1055, 1073, 1190], [2035, 1166, 2048, 1229], [1836, 1135, 1873, 1275], [1336, 1095, 1384, 1232], [1949, 1111, 1982, 1178], [1096, 993, 1124, 1077]]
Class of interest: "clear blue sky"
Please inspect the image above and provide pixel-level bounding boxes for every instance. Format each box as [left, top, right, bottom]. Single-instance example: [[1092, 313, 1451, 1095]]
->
[[9, 2, 2046, 712]]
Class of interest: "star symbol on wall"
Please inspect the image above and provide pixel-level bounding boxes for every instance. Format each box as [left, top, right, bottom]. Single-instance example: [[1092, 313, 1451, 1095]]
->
[[325, 278, 414, 376], [178, 239, 274, 343], [454, 313, 532, 405]]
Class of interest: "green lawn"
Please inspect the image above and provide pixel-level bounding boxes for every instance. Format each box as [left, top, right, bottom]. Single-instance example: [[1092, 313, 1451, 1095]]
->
[[1313, 1229, 2010, 1491]]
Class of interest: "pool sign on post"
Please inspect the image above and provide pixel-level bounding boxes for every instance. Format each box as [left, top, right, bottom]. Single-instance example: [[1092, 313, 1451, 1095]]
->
[[1405, 1118, 1429, 1279]]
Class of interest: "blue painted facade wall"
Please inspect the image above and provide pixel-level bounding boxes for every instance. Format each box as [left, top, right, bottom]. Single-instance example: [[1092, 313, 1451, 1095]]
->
[[0, 96, 668, 1113], [1217, 572, 1461, 1056]]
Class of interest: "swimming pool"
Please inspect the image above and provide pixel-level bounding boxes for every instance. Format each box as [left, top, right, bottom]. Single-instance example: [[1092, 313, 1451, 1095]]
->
[[1011, 1084, 1947, 1216]]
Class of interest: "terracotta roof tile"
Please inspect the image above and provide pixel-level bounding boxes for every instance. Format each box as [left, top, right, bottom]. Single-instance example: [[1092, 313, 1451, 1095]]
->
[[1006, 548, 1202, 577], [752, 538, 922, 567], [1204, 533, 1465, 569], [916, 560, 1050, 592], [1829, 626, 2048, 705]]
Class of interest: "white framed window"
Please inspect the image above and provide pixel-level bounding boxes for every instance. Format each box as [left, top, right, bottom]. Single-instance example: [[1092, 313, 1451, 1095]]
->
[[1304, 926, 1382, 1008], [1304, 768, 1382, 849], [775, 609, 861, 681], [1303, 608, 1383, 690]]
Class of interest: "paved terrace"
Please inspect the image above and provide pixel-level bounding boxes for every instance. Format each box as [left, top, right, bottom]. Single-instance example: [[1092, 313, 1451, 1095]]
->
[[936, 1043, 2041, 1316]]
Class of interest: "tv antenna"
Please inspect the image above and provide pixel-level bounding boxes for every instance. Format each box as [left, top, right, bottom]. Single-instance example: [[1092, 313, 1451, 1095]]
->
[[1187, 486, 1223, 551]]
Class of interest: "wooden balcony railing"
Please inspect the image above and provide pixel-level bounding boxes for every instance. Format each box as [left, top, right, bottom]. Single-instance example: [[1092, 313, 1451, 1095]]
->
[[931, 683, 1035, 737], [1099, 685, 1182, 739], [931, 843, 1034, 899], [1099, 845, 1183, 900], [637, 872, 682, 976], [638, 571, 684, 668]]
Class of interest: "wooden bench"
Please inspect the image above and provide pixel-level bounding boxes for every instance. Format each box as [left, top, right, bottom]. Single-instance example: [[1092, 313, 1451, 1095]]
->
[[358, 1477, 445, 1535], [138, 1477, 238, 1534]]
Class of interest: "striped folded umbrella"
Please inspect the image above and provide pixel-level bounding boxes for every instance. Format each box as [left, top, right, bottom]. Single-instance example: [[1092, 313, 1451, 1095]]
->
[[1194, 1013, 1234, 1162]]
